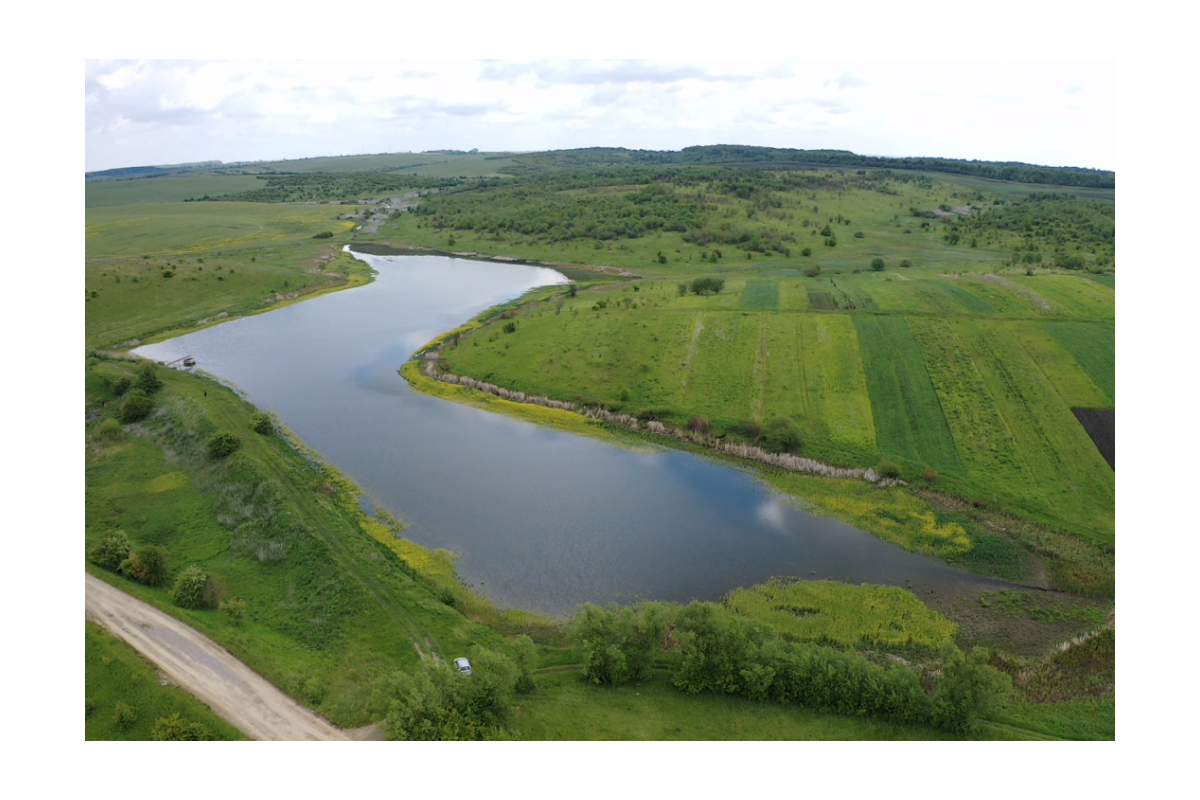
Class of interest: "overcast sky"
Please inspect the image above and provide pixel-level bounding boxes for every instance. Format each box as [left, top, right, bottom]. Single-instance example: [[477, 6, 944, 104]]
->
[[84, 59, 1114, 173]]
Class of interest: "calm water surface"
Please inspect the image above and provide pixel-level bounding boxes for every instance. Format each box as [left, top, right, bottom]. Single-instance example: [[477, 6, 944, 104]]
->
[[135, 252, 1012, 616]]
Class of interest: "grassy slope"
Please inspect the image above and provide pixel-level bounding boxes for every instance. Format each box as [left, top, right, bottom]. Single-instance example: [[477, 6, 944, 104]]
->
[[85, 198, 371, 348], [86, 620, 249, 740], [86, 359, 506, 727]]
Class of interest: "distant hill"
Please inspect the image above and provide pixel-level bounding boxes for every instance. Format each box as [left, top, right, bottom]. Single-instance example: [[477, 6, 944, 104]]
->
[[509, 145, 1115, 189]]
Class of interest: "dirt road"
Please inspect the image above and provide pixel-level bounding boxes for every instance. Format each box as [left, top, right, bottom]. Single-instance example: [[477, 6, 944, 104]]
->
[[85, 573, 351, 741]]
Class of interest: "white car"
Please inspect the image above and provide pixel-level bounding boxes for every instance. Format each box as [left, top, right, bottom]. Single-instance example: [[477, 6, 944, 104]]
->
[[453, 657, 472, 675]]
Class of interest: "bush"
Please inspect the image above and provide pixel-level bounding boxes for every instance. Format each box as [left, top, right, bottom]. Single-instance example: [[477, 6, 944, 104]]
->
[[118, 391, 153, 423], [760, 418, 803, 454], [502, 321, 517, 334], [801, 247, 812, 257], [207, 432, 240, 458], [571, 603, 670, 686], [219, 597, 248, 625], [384, 649, 518, 740], [804, 265, 821, 278], [110, 375, 131, 395], [97, 418, 122, 440], [113, 701, 138, 730], [151, 714, 214, 741], [853, 231, 865, 239], [312, 231, 334, 239], [133, 362, 163, 394], [871, 258, 886, 272], [899, 259, 913, 268], [90, 530, 132, 571], [172, 564, 216, 609], [922, 467, 939, 484], [876, 460, 902, 479], [249, 411, 275, 435], [120, 546, 170, 587]]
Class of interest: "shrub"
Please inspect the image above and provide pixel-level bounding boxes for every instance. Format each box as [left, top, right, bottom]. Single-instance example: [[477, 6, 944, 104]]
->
[[853, 231, 865, 239], [90, 529, 132, 571], [110, 375, 131, 395], [312, 231, 334, 239], [120, 546, 170, 587], [134, 362, 163, 394], [118, 391, 153, 423], [219, 598, 248, 625], [677, 283, 688, 297], [502, 321, 517, 334], [207, 432, 240, 458], [151, 714, 214, 741], [97, 418, 122, 441], [172, 564, 216, 609], [804, 265, 821, 278], [876, 460, 902, 479], [113, 701, 138, 730], [760, 418, 803, 454], [249, 411, 275, 435], [801, 247, 812, 257], [871, 258, 886, 271], [922, 467, 939, 484], [384, 649, 518, 740], [571, 603, 670, 686]]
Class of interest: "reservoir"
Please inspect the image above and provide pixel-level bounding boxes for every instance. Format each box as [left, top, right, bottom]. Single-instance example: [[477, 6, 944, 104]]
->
[[135, 251, 1013, 616]]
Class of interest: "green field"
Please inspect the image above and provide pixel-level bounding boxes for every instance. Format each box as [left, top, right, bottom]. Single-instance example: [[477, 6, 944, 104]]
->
[[86, 174, 266, 207], [509, 672, 958, 740]]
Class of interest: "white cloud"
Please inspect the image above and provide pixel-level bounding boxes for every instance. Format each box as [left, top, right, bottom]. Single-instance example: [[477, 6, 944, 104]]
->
[[84, 59, 1114, 172]]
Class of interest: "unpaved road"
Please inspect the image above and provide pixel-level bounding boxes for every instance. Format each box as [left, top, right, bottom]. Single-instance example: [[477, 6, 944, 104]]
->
[[85, 573, 351, 741]]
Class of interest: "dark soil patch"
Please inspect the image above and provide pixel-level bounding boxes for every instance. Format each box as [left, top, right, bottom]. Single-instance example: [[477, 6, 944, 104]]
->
[[1072, 407, 1114, 469], [927, 585, 1111, 658], [807, 291, 838, 310]]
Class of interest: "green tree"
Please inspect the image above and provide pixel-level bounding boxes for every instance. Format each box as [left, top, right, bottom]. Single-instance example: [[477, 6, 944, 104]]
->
[[932, 646, 1012, 732], [871, 258, 886, 271], [134, 362, 163, 394]]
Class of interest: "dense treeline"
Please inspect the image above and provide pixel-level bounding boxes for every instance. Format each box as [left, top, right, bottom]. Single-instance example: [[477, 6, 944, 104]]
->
[[212, 172, 494, 203], [570, 601, 1010, 733], [508, 145, 1114, 188]]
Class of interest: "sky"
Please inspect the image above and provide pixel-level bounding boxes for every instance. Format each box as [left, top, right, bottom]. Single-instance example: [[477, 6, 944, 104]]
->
[[84, 59, 1114, 173]]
